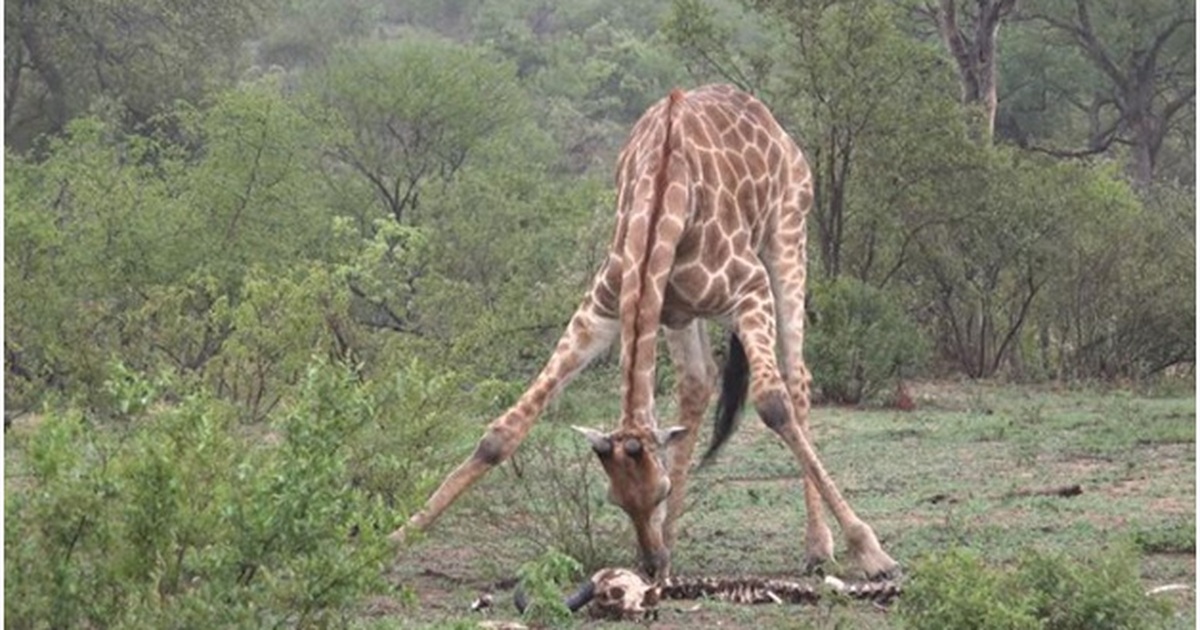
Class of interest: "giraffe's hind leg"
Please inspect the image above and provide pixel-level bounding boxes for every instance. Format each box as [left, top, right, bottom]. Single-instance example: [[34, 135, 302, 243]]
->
[[662, 320, 718, 550]]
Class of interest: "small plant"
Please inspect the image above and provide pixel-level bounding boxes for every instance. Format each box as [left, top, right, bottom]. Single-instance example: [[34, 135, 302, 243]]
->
[[1133, 519, 1196, 554], [899, 548, 1041, 630], [517, 549, 585, 626], [469, 403, 629, 574], [898, 546, 1173, 630]]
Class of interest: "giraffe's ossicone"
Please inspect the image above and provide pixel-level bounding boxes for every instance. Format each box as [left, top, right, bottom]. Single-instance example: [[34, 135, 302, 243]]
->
[[391, 85, 898, 582]]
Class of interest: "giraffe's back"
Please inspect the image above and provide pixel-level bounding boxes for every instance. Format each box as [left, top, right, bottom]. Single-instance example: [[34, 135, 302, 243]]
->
[[607, 85, 811, 327]]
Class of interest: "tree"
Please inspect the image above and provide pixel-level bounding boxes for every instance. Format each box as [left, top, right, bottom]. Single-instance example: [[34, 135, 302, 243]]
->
[[4, 0, 279, 151], [668, 0, 972, 282], [1032, 179, 1194, 378], [1019, 0, 1195, 188], [919, 0, 1019, 143], [311, 36, 531, 228], [4, 80, 337, 409]]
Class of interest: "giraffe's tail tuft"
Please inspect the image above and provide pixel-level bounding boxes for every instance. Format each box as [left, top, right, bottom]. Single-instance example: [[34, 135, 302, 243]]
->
[[701, 332, 749, 466]]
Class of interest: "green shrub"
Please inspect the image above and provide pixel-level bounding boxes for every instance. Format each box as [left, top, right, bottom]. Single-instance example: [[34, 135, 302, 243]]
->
[[518, 549, 585, 626], [1018, 547, 1171, 630], [4, 359, 470, 628], [898, 546, 1173, 630], [480, 423, 630, 572], [1133, 519, 1196, 554], [806, 277, 927, 404], [898, 549, 1041, 630]]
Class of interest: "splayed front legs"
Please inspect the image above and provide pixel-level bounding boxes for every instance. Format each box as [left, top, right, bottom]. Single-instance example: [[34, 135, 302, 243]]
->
[[734, 265, 898, 579], [389, 299, 619, 545]]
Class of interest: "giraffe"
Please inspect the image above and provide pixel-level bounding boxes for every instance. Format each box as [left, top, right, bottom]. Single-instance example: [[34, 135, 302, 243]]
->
[[390, 84, 898, 581]]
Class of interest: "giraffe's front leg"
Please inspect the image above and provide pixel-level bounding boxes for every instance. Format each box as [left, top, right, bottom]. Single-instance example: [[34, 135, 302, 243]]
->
[[732, 281, 898, 580], [389, 298, 619, 547], [661, 321, 717, 550]]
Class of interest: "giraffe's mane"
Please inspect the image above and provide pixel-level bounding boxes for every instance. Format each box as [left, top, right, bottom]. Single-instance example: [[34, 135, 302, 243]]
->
[[619, 89, 687, 425]]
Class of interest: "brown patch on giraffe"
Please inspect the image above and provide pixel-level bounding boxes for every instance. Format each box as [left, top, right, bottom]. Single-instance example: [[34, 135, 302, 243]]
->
[[698, 276, 730, 312], [713, 152, 737, 186], [735, 180, 757, 215], [767, 143, 783, 168], [726, 257, 753, 291], [730, 230, 750, 253], [716, 186, 737, 216], [703, 233, 732, 270], [718, 199, 740, 234], [681, 112, 713, 149], [754, 126, 770, 149], [670, 264, 709, 297], [737, 116, 756, 143], [706, 105, 733, 131], [722, 127, 746, 152], [698, 150, 719, 185], [744, 145, 767, 179], [727, 150, 749, 181]]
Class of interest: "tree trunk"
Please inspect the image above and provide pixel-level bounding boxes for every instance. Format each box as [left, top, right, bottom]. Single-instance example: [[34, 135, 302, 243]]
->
[[18, 0, 69, 136], [929, 0, 1018, 143], [1025, 2, 1195, 189]]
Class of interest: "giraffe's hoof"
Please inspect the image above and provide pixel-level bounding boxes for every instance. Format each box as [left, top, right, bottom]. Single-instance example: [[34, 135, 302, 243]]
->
[[387, 526, 409, 547], [802, 553, 834, 577], [868, 564, 903, 582], [859, 554, 902, 582]]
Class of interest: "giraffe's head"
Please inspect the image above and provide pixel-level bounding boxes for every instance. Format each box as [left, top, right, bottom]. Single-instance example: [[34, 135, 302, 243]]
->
[[573, 424, 688, 577]]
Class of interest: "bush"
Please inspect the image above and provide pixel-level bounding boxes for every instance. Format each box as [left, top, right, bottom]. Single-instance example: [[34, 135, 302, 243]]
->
[[480, 424, 630, 573], [4, 359, 471, 628], [517, 549, 586, 626], [898, 546, 1173, 630], [806, 277, 927, 404]]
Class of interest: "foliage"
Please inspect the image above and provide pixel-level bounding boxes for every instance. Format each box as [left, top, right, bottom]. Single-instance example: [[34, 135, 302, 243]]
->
[[310, 34, 534, 226], [898, 549, 1041, 629], [472, 420, 630, 573], [4, 359, 471, 628], [4, 0, 280, 149], [1133, 519, 1196, 554], [898, 546, 1173, 630], [257, 0, 381, 68], [3, 82, 336, 412], [1014, 0, 1195, 187], [806, 277, 927, 404], [1030, 172, 1195, 379], [517, 548, 585, 626]]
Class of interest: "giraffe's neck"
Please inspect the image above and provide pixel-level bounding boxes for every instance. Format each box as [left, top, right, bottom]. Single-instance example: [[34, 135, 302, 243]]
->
[[617, 89, 688, 431]]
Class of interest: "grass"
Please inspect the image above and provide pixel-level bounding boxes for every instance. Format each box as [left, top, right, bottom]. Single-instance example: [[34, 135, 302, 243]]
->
[[384, 379, 1195, 628]]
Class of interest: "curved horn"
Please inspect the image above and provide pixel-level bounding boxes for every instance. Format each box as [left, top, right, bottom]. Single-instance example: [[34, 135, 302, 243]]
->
[[564, 578, 597, 612], [573, 426, 612, 456], [513, 578, 595, 614], [623, 437, 643, 457]]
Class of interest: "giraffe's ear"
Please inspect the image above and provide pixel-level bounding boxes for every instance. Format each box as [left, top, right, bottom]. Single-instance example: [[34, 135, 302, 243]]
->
[[573, 426, 613, 456], [655, 426, 689, 448]]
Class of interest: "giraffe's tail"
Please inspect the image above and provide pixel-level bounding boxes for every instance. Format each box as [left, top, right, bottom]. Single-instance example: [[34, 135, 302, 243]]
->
[[701, 332, 749, 465]]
